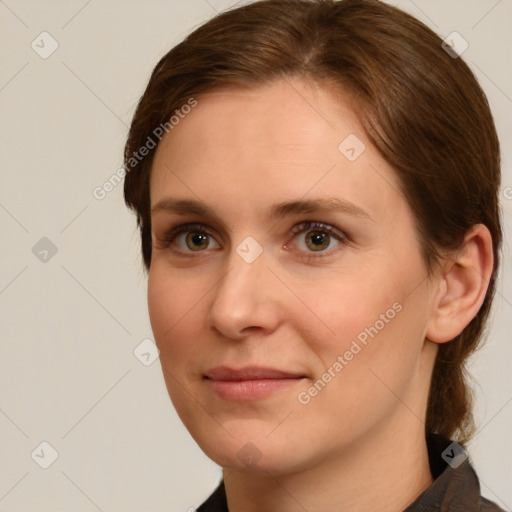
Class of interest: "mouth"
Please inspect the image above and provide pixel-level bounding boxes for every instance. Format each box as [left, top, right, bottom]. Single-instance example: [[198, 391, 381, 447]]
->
[[203, 366, 307, 400]]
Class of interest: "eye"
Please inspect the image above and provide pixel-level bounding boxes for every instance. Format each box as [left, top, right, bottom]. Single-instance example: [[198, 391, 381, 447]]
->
[[286, 221, 348, 258], [159, 222, 220, 254], [157, 220, 348, 259]]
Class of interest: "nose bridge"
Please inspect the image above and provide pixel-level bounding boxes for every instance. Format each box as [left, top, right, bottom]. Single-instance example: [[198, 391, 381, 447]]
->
[[222, 233, 268, 292], [207, 236, 279, 336]]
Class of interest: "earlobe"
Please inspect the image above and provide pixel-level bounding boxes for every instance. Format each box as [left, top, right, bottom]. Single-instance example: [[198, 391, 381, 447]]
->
[[425, 224, 494, 344]]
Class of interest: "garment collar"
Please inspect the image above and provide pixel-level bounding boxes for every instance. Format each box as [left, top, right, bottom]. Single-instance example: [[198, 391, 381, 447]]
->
[[198, 433, 496, 511]]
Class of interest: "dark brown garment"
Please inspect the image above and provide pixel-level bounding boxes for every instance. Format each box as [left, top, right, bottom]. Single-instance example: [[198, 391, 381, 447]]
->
[[196, 434, 505, 511]]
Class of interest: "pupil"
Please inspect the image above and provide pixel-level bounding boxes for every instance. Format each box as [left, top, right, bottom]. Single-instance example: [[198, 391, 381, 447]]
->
[[189, 232, 208, 250], [311, 233, 325, 246]]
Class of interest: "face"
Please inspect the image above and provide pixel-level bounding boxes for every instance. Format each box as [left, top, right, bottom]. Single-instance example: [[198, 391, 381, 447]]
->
[[148, 77, 438, 475]]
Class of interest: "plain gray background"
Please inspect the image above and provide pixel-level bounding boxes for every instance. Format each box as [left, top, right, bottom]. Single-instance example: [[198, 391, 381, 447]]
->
[[1, 0, 511, 511]]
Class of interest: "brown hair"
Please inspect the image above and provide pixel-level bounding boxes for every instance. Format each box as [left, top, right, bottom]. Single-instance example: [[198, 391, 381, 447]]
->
[[123, 0, 502, 444]]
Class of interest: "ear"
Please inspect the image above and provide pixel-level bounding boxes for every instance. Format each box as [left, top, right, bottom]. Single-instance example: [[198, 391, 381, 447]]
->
[[425, 224, 494, 344]]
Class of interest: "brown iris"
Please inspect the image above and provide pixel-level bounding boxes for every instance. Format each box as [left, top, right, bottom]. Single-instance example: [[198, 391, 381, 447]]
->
[[186, 232, 210, 251], [306, 230, 330, 251]]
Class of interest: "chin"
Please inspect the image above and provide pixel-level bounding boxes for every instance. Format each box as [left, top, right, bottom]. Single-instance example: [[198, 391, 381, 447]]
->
[[188, 421, 317, 476]]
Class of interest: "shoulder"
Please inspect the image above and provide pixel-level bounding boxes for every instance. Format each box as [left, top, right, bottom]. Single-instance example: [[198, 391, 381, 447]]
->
[[481, 496, 507, 512], [405, 434, 507, 512], [196, 480, 228, 512]]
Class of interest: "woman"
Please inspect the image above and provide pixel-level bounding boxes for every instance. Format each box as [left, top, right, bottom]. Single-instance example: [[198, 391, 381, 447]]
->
[[123, 0, 505, 510]]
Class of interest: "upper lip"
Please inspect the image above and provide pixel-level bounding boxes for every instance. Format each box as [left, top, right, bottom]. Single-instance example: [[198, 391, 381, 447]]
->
[[204, 366, 306, 381]]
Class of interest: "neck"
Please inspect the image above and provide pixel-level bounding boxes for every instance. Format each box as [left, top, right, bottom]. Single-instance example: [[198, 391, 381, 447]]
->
[[222, 418, 433, 512]]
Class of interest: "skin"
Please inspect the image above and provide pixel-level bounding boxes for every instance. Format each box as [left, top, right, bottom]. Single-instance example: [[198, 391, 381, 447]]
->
[[147, 77, 493, 512]]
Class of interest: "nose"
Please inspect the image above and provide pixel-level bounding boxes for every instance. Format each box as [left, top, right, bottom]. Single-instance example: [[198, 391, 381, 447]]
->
[[207, 242, 282, 340]]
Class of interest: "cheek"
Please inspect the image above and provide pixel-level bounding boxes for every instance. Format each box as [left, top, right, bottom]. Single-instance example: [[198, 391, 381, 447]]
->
[[147, 266, 213, 429], [308, 274, 399, 351], [295, 277, 426, 433], [305, 255, 426, 379], [147, 267, 206, 364]]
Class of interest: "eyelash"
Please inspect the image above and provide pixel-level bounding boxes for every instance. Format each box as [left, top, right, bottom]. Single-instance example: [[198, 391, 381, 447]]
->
[[159, 221, 348, 261]]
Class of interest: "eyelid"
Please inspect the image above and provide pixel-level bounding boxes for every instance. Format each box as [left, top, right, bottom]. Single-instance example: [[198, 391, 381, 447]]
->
[[288, 220, 346, 240]]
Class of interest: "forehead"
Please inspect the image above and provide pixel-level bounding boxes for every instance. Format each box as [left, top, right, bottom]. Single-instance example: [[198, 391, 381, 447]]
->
[[149, 78, 404, 224], [166, 79, 361, 154]]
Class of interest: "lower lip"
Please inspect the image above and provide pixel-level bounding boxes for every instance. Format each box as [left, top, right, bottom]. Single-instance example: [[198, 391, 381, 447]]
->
[[205, 378, 305, 400]]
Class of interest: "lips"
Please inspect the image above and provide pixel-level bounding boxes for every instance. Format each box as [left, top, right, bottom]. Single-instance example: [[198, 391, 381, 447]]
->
[[204, 366, 306, 402], [204, 366, 306, 381], [204, 366, 307, 400]]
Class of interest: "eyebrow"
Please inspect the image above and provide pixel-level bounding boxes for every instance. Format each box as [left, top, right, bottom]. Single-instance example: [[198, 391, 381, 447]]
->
[[151, 197, 373, 222]]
